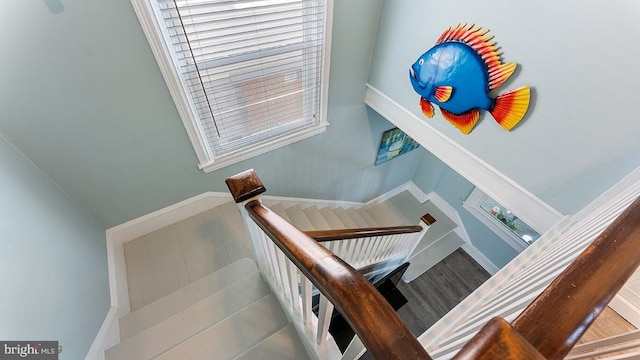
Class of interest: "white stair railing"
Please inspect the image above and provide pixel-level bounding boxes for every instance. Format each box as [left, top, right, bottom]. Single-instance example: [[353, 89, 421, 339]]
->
[[417, 170, 640, 360], [242, 211, 343, 359], [566, 330, 640, 359], [226, 170, 433, 360], [238, 204, 433, 360], [309, 222, 431, 280]]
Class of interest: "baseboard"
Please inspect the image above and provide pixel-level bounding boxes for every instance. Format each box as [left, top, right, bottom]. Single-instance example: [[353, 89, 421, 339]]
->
[[402, 232, 466, 282], [609, 293, 640, 329], [365, 181, 425, 207], [262, 194, 363, 209], [106, 192, 232, 244], [84, 307, 119, 360], [461, 243, 499, 275], [425, 192, 473, 246], [87, 192, 233, 360], [405, 182, 430, 203], [408, 190, 499, 275]]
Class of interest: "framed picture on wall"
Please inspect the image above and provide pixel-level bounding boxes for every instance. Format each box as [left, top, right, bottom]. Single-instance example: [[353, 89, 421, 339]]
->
[[375, 127, 420, 165]]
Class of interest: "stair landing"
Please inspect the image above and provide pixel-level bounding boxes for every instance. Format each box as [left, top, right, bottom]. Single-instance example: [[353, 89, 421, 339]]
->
[[123, 201, 252, 310]]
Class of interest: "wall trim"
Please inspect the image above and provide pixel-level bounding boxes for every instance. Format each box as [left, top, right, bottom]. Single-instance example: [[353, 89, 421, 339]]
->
[[106, 192, 232, 245], [364, 84, 565, 233], [262, 194, 363, 209], [609, 291, 640, 329], [461, 244, 500, 275], [423, 192, 499, 274], [365, 180, 429, 207], [396, 186, 501, 276], [84, 307, 118, 360]]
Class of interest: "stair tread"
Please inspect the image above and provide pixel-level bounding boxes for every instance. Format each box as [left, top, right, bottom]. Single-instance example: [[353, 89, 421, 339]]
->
[[270, 204, 292, 223], [155, 294, 289, 360], [119, 258, 258, 340], [345, 208, 370, 228], [365, 202, 412, 227], [106, 272, 270, 360], [356, 208, 379, 227], [235, 323, 311, 360], [318, 206, 346, 229], [333, 207, 358, 228], [411, 200, 458, 254], [303, 206, 332, 230], [285, 205, 314, 231], [403, 231, 466, 282]]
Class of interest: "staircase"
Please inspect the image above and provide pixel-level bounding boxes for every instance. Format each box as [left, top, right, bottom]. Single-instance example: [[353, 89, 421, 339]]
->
[[265, 198, 410, 231], [105, 258, 311, 359], [104, 190, 442, 360], [264, 192, 463, 282], [96, 167, 640, 360]]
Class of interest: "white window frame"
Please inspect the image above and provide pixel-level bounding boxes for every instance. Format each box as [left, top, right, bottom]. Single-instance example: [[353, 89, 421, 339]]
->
[[130, 0, 333, 172], [463, 187, 542, 252]]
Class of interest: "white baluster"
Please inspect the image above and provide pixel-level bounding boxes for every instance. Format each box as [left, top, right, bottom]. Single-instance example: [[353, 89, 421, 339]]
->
[[317, 295, 334, 345]]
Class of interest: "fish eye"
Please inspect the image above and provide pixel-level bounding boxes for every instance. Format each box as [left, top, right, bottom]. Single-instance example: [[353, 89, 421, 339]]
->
[[418, 59, 424, 65]]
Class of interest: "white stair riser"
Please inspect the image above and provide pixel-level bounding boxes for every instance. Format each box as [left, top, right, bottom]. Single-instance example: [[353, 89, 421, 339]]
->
[[154, 294, 289, 360], [119, 258, 258, 339], [235, 324, 310, 360], [106, 273, 270, 360]]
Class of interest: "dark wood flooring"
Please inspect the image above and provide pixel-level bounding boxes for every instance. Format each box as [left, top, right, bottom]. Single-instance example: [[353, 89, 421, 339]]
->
[[360, 249, 491, 359]]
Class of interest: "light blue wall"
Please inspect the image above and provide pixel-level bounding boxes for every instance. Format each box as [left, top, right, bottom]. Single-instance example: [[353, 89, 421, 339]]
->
[[0, 0, 425, 228], [413, 151, 518, 268], [0, 134, 109, 359], [369, 0, 640, 215]]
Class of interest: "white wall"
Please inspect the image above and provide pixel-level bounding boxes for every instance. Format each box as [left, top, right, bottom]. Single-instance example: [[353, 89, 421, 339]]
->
[[369, 0, 640, 215], [0, 134, 109, 359]]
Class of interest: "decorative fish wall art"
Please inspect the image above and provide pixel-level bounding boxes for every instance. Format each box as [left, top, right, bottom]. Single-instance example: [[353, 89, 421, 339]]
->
[[409, 23, 531, 134]]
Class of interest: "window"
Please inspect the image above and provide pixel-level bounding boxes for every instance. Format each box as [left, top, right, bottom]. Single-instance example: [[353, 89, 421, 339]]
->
[[464, 188, 541, 251], [132, 0, 332, 171]]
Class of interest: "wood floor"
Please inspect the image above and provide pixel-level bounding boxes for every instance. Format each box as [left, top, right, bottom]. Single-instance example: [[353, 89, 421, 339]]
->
[[394, 249, 491, 336]]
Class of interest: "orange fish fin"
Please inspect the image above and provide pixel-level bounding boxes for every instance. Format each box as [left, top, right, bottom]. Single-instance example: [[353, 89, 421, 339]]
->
[[420, 97, 435, 118], [435, 23, 513, 90], [490, 85, 531, 131], [440, 108, 480, 135], [434, 86, 453, 102]]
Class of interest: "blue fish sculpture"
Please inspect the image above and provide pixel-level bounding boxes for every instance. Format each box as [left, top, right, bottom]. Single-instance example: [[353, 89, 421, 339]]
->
[[409, 23, 530, 134]]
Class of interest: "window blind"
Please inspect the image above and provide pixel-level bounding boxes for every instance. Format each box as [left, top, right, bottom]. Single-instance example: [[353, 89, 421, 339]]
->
[[153, 0, 327, 157]]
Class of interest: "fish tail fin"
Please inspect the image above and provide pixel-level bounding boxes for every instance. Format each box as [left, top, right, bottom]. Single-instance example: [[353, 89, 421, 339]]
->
[[490, 85, 530, 131]]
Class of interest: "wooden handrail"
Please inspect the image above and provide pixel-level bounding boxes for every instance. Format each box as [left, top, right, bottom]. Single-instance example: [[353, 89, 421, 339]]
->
[[227, 169, 640, 360], [510, 196, 640, 359], [226, 170, 431, 360], [455, 196, 640, 360], [304, 212, 434, 242], [453, 318, 545, 360], [305, 225, 423, 242]]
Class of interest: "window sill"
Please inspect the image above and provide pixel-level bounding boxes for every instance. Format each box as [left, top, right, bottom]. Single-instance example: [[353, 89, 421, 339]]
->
[[198, 121, 329, 173], [463, 188, 531, 252]]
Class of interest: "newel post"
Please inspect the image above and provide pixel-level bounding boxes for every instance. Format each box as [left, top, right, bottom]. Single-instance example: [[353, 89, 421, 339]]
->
[[224, 169, 269, 269], [421, 213, 437, 227], [225, 169, 267, 204], [402, 213, 437, 265]]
